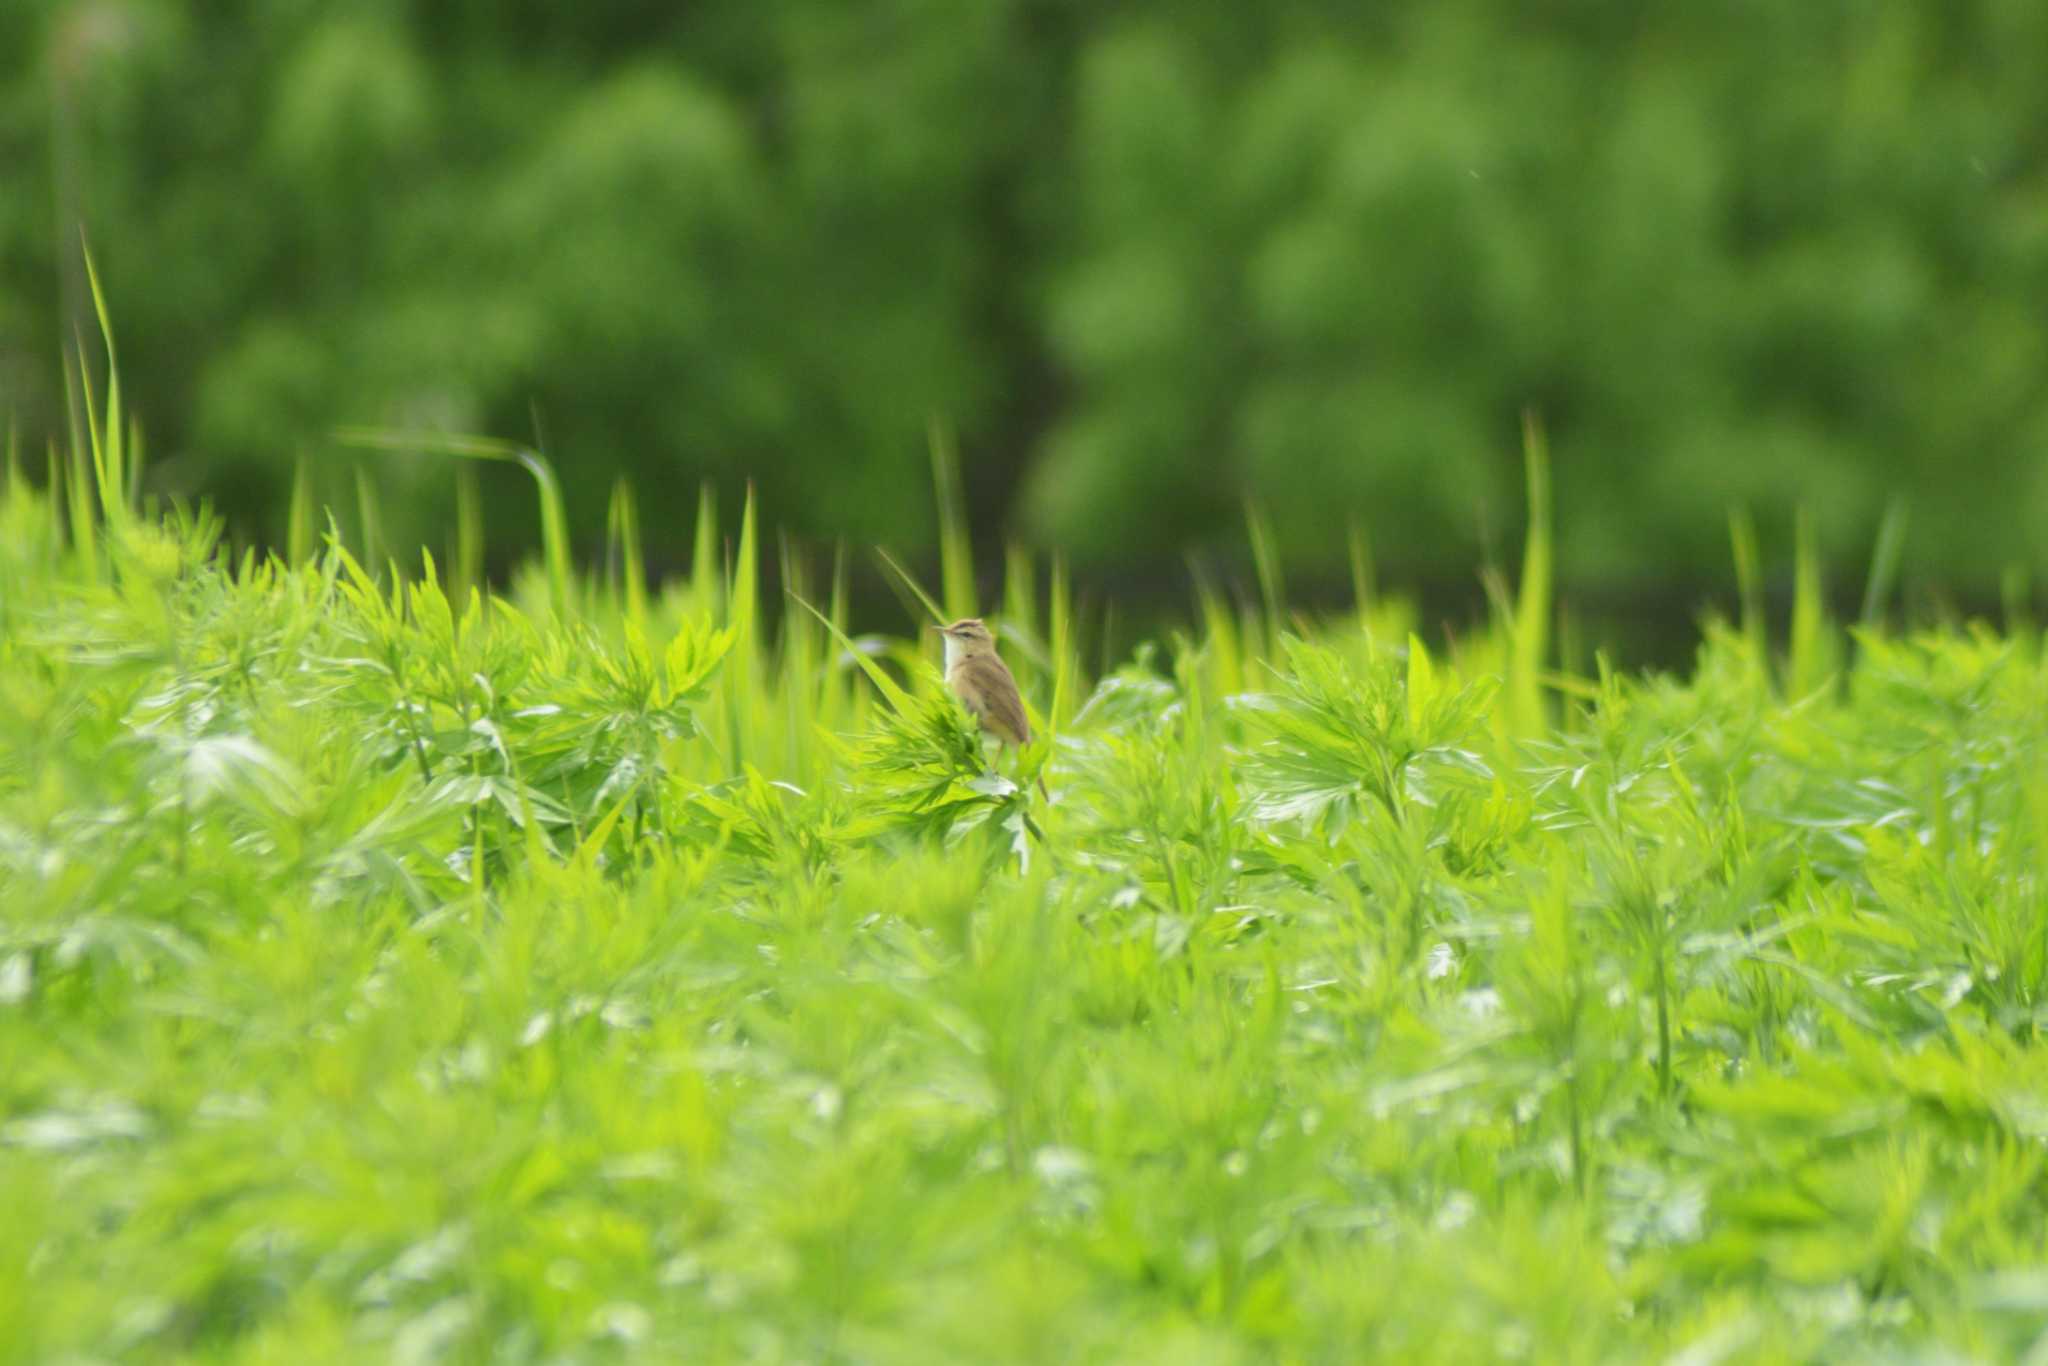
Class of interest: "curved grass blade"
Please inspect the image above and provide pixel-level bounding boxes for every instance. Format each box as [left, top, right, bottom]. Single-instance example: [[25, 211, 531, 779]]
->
[[335, 427, 572, 617], [789, 590, 914, 717]]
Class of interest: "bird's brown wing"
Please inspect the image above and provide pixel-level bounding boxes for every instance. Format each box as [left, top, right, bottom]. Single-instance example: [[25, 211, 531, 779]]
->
[[958, 654, 1031, 746]]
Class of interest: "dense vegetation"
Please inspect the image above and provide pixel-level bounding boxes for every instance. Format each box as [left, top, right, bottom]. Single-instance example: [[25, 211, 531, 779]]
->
[[6, 2, 2048, 582], [7, 369, 2048, 1360]]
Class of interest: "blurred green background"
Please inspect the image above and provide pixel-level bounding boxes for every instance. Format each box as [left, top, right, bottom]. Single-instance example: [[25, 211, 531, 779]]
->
[[3, 2, 2046, 619]]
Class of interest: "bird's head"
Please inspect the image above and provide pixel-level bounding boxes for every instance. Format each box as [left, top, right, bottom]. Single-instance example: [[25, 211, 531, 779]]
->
[[931, 618, 996, 661]]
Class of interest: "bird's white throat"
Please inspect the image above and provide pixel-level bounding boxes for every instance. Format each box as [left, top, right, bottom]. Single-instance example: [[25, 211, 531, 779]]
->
[[940, 631, 966, 672]]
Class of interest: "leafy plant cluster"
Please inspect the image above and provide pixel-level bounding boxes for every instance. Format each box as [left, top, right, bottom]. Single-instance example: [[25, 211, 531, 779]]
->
[[7, 435, 2048, 1361]]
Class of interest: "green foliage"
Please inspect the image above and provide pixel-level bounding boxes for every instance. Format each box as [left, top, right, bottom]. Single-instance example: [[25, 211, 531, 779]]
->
[[9, 455, 2048, 1359], [7, 3, 2048, 587]]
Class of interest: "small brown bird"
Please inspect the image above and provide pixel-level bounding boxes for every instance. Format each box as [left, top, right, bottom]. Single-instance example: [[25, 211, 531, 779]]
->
[[933, 618, 1047, 798]]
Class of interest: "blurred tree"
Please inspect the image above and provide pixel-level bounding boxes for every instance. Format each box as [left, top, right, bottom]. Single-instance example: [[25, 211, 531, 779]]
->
[[0, 0, 2044, 592]]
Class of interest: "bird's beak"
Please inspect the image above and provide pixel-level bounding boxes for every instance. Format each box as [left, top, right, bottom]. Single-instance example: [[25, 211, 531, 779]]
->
[[927, 624, 946, 634]]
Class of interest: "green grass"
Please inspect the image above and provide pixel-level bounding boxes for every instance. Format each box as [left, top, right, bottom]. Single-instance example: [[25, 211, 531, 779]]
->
[[8, 371, 2048, 1361]]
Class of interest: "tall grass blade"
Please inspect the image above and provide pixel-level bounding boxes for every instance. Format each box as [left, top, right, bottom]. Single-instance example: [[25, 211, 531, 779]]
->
[[1003, 543, 1037, 639], [1507, 409, 1553, 735], [125, 417, 144, 510], [453, 463, 483, 608], [876, 546, 947, 630], [1348, 520, 1376, 631], [1787, 506, 1833, 697], [1048, 552, 1075, 727], [778, 532, 815, 778], [1247, 499, 1286, 659], [78, 238, 128, 532], [724, 483, 761, 773], [354, 463, 385, 573], [60, 352, 95, 572], [822, 539, 854, 732], [1190, 559, 1243, 698], [691, 482, 720, 614], [930, 417, 976, 621], [287, 456, 315, 566], [525, 418, 572, 616], [607, 476, 647, 626], [1728, 505, 1765, 664], [1001, 542, 1041, 696], [335, 427, 573, 617], [789, 591, 915, 717], [43, 440, 67, 554], [1555, 602, 1587, 699], [2001, 565, 2033, 646], [1858, 497, 1908, 633]]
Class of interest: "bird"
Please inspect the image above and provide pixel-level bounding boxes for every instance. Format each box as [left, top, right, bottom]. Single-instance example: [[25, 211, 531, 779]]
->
[[932, 618, 1048, 799]]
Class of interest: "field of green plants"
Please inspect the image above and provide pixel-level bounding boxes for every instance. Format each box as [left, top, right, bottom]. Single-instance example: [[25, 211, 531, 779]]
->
[[6, 341, 2048, 1361]]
